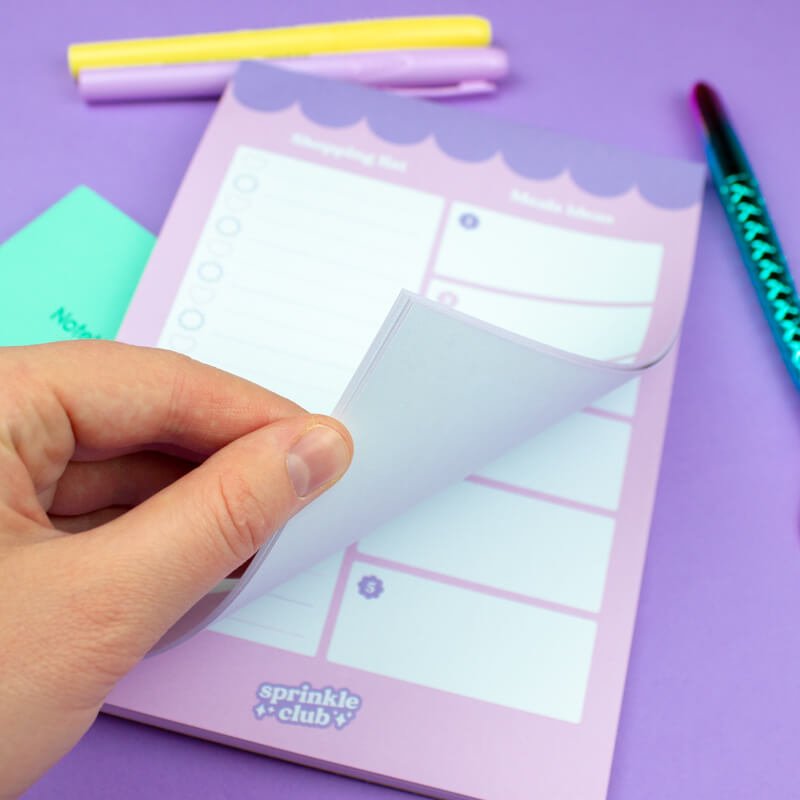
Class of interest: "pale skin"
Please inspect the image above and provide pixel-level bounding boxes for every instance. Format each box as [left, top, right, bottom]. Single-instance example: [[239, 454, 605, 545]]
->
[[0, 341, 353, 798]]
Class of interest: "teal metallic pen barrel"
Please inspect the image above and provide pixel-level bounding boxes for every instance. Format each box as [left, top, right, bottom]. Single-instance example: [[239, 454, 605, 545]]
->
[[693, 81, 800, 391], [715, 170, 800, 389]]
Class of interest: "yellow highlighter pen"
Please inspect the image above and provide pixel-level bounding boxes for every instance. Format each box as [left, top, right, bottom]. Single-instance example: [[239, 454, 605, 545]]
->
[[67, 15, 492, 77]]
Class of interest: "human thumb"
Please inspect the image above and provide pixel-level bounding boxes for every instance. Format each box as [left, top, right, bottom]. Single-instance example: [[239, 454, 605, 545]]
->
[[72, 414, 353, 661]]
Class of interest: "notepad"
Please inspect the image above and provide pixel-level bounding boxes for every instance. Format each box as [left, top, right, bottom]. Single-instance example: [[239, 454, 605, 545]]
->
[[109, 63, 704, 800], [0, 186, 153, 345]]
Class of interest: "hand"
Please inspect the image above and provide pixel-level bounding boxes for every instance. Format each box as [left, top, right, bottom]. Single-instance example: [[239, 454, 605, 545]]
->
[[0, 341, 352, 798]]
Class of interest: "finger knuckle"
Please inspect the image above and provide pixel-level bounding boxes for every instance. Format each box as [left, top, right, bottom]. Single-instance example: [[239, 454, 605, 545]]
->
[[162, 351, 198, 439], [210, 471, 271, 564]]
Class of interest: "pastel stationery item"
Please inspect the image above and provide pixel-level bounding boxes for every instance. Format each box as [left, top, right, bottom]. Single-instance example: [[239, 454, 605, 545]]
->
[[390, 80, 497, 100], [110, 62, 704, 800], [692, 81, 800, 390], [391, 80, 497, 98], [77, 47, 509, 103], [67, 15, 492, 76], [0, 186, 153, 345]]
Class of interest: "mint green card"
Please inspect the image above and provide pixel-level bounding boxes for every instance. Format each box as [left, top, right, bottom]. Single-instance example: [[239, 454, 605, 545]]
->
[[0, 186, 154, 345]]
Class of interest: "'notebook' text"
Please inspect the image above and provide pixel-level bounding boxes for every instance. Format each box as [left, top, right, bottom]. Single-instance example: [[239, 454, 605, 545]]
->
[[50, 307, 103, 339]]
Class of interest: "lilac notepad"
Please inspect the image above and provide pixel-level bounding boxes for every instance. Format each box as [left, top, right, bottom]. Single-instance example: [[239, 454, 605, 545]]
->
[[110, 62, 704, 799]]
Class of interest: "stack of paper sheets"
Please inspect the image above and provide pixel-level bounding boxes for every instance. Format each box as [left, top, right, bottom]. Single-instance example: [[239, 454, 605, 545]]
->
[[111, 62, 705, 800]]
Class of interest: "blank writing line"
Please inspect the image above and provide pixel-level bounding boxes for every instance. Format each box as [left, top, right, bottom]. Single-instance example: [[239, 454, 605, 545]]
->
[[218, 302, 367, 350], [251, 190, 417, 237], [208, 330, 354, 373], [234, 153, 428, 215], [230, 258, 400, 304], [243, 209, 418, 260], [238, 236, 408, 283], [431, 272, 655, 309], [584, 406, 634, 423], [222, 618, 306, 639], [466, 474, 617, 518], [268, 592, 316, 609], [350, 552, 599, 621], [226, 282, 379, 327]]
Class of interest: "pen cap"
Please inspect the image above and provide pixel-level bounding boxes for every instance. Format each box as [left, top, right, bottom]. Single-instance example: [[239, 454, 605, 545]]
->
[[280, 47, 509, 85]]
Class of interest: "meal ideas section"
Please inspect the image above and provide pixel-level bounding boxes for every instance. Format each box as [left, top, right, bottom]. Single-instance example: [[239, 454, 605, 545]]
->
[[153, 144, 660, 724]]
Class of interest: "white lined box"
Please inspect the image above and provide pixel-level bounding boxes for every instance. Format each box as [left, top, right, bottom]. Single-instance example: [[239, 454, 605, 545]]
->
[[435, 201, 663, 303], [358, 477, 614, 612], [428, 278, 652, 361], [477, 411, 633, 511], [210, 553, 344, 656], [590, 378, 640, 417], [328, 565, 597, 723]]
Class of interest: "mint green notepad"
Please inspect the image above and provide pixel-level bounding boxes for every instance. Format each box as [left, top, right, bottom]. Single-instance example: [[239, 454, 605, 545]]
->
[[0, 186, 154, 345]]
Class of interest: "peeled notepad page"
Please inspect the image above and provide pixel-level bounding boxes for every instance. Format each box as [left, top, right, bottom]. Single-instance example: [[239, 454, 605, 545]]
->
[[110, 62, 705, 800]]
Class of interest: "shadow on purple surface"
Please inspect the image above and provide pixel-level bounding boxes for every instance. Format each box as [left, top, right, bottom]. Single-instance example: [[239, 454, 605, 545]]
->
[[25, 714, 409, 799]]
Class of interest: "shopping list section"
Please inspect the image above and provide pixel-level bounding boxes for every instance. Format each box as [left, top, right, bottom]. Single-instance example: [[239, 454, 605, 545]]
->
[[157, 147, 444, 412], [155, 145, 658, 723]]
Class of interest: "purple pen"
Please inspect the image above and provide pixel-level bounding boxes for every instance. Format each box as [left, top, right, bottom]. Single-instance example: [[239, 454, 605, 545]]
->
[[76, 48, 509, 103]]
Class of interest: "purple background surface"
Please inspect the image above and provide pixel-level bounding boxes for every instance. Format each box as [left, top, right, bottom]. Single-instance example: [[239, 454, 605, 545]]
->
[[5, 1, 800, 798]]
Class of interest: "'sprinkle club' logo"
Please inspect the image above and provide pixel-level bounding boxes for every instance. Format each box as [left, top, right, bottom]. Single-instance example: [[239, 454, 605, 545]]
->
[[253, 681, 362, 730]]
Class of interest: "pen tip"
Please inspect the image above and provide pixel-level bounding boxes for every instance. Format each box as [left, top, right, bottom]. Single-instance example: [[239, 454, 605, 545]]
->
[[691, 81, 723, 127], [692, 81, 713, 103]]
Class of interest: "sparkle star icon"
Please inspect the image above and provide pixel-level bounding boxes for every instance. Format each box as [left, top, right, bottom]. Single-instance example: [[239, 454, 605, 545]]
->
[[253, 703, 267, 719]]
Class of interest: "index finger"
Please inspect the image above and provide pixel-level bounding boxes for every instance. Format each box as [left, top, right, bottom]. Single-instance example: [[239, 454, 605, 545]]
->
[[4, 340, 306, 461]]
